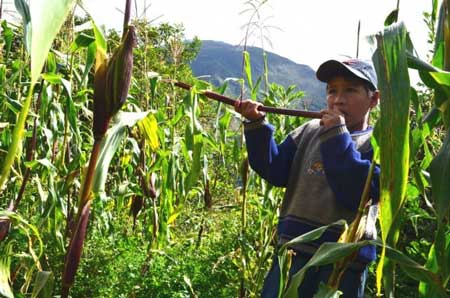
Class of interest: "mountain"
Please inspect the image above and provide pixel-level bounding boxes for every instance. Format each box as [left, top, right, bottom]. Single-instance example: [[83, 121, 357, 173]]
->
[[190, 40, 326, 110]]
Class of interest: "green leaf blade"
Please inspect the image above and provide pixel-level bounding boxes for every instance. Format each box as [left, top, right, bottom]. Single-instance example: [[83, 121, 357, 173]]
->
[[30, 0, 77, 85], [372, 21, 411, 296]]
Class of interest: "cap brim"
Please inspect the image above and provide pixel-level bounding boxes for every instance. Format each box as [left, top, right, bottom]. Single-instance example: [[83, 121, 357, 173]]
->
[[316, 60, 374, 89]]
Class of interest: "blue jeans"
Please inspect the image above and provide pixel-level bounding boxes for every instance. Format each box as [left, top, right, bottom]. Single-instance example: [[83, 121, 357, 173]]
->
[[261, 254, 367, 298]]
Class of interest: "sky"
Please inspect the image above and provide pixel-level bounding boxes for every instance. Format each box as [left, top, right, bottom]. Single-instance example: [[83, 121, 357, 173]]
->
[[85, 0, 434, 70]]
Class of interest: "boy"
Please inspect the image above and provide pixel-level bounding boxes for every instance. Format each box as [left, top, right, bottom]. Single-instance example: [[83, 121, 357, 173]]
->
[[234, 58, 380, 298]]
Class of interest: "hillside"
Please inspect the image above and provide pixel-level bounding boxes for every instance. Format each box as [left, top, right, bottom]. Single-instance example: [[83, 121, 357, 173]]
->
[[190, 40, 327, 110]]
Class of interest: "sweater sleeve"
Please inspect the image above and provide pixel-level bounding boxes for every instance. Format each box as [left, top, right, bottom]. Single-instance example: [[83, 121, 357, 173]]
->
[[243, 118, 297, 187], [319, 125, 380, 210]]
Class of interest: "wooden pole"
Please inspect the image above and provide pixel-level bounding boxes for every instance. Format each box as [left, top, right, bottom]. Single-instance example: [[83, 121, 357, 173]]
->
[[167, 80, 322, 119]]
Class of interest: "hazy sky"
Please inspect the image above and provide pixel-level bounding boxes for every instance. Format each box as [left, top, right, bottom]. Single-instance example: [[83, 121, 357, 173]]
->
[[85, 0, 434, 70]]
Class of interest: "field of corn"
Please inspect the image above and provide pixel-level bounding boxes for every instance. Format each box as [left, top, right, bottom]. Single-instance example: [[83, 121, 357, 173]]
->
[[0, 0, 449, 297]]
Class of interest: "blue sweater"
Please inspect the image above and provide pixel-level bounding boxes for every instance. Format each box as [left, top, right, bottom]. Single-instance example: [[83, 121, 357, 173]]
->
[[244, 118, 380, 264]]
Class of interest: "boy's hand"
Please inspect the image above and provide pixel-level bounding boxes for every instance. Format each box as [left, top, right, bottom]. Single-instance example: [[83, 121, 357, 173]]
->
[[234, 99, 265, 121], [320, 106, 345, 129]]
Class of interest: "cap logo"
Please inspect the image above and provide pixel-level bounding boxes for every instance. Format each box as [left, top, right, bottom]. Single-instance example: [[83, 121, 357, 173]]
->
[[343, 59, 359, 65], [343, 59, 369, 69]]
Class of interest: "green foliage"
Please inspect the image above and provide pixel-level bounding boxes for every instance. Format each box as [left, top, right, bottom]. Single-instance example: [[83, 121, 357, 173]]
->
[[67, 207, 242, 298]]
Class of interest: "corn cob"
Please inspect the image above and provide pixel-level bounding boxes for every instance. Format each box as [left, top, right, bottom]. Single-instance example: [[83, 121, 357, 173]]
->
[[130, 195, 144, 230], [0, 203, 13, 242], [105, 25, 137, 117], [92, 25, 136, 140], [0, 219, 10, 242], [203, 179, 212, 209], [92, 60, 108, 140], [61, 200, 91, 297]]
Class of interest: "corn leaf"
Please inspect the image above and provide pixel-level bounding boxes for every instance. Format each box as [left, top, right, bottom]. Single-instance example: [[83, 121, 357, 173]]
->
[[429, 71, 450, 87], [61, 78, 81, 139], [91, 20, 107, 70], [283, 242, 359, 298], [0, 242, 13, 298], [182, 87, 204, 195], [407, 54, 450, 128], [243, 50, 253, 92], [31, 271, 54, 298], [14, 0, 31, 53], [428, 63, 450, 280], [372, 21, 411, 296], [69, 33, 95, 53], [429, 130, 450, 224], [279, 220, 347, 297], [184, 133, 203, 193], [313, 283, 342, 298], [82, 42, 97, 86], [419, 244, 439, 298], [384, 9, 399, 27], [283, 239, 447, 298], [46, 52, 57, 73], [41, 73, 62, 84], [92, 111, 150, 193], [30, 0, 76, 85], [24, 158, 57, 171], [137, 113, 160, 151], [167, 212, 180, 225], [1, 21, 14, 58], [279, 220, 347, 252], [425, 3, 450, 286], [184, 89, 202, 135], [437, 0, 450, 128]]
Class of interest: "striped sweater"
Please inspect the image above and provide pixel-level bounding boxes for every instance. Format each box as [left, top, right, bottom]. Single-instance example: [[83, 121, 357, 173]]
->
[[244, 118, 380, 264]]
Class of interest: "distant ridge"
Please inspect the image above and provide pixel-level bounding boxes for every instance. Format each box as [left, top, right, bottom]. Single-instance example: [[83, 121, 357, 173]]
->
[[190, 40, 326, 110]]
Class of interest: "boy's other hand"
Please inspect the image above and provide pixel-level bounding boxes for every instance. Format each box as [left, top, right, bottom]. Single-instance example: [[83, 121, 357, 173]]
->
[[320, 106, 345, 129], [234, 99, 265, 121]]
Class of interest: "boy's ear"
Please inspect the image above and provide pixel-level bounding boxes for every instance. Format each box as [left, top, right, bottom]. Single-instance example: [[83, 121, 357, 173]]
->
[[369, 90, 380, 109]]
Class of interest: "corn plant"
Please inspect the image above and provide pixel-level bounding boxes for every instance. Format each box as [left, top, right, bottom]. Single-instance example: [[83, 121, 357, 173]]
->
[[60, 0, 140, 296]]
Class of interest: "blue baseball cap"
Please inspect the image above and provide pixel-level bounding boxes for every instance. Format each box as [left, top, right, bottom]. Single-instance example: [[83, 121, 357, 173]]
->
[[316, 58, 378, 91]]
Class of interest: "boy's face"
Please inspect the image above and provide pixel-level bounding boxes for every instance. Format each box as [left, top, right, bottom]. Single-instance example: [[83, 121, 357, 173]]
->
[[326, 76, 379, 132]]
